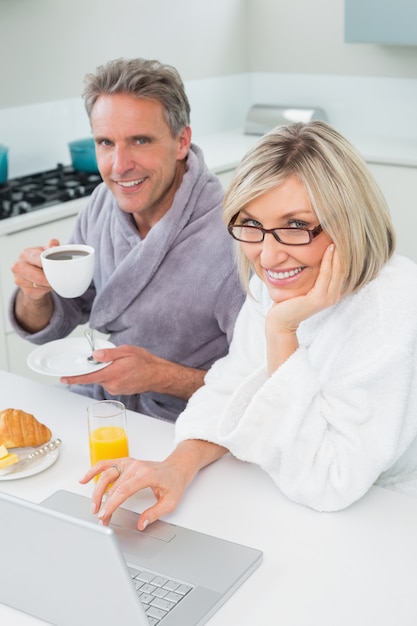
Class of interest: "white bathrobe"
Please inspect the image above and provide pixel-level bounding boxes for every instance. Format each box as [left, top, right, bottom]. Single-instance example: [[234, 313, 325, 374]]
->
[[175, 254, 417, 511]]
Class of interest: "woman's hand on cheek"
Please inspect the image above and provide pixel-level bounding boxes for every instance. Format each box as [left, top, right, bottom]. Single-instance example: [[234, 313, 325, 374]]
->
[[265, 245, 344, 372], [309, 243, 344, 311], [268, 244, 344, 332]]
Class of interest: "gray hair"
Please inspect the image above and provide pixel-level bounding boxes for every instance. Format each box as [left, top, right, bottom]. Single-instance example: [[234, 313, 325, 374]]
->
[[223, 121, 396, 295], [83, 57, 191, 137]]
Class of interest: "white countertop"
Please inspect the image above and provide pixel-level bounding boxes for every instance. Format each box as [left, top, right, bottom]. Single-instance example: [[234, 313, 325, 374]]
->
[[348, 134, 417, 167], [0, 197, 87, 236], [195, 129, 417, 169], [194, 130, 259, 172], [1, 369, 417, 625]]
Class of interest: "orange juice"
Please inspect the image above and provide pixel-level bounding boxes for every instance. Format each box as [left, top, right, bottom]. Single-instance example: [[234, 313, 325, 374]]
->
[[89, 425, 129, 467], [87, 400, 129, 483]]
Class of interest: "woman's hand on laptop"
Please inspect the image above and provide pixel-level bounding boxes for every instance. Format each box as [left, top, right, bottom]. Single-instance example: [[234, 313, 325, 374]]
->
[[79, 440, 227, 530]]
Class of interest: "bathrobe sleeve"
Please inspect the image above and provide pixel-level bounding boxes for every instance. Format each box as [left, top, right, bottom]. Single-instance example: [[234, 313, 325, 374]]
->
[[175, 260, 417, 511]]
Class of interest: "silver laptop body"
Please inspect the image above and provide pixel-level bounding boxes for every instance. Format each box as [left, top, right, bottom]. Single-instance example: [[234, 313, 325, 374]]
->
[[0, 489, 262, 625]]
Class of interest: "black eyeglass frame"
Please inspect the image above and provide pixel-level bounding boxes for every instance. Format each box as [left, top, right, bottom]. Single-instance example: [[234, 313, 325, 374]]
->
[[227, 216, 323, 246]]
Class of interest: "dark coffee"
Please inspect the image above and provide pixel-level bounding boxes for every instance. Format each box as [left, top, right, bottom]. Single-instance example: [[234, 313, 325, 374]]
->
[[46, 250, 90, 261]]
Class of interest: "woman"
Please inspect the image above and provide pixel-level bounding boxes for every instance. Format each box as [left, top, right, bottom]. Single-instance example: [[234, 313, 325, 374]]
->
[[82, 121, 417, 527]]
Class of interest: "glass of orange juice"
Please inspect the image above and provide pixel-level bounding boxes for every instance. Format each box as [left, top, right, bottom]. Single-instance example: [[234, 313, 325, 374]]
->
[[87, 400, 129, 480]]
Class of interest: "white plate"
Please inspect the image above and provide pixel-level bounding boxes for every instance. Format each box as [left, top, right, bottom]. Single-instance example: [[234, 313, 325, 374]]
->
[[0, 443, 60, 481], [27, 337, 115, 377]]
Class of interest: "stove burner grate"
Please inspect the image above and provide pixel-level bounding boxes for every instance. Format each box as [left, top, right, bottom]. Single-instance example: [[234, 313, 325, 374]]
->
[[0, 164, 102, 220]]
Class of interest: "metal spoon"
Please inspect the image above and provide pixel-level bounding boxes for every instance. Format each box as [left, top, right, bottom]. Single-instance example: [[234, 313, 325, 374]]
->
[[84, 327, 99, 364]]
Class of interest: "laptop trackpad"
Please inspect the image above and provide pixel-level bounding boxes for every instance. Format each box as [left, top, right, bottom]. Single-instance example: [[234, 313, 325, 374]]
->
[[40, 489, 176, 543], [110, 506, 176, 542]]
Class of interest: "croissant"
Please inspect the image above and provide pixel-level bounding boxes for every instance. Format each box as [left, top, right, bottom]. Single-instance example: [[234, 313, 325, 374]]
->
[[0, 408, 52, 448]]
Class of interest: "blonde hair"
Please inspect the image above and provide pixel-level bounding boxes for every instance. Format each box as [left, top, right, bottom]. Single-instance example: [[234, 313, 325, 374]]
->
[[223, 121, 396, 295]]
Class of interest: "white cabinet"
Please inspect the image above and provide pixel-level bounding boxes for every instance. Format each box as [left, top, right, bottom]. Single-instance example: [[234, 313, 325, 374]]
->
[[367, 163, 417, 264], [0, 215, 77, 380], [215, 168, 236, 191], [0, 313, 7, 371], [345, 0, 417, 45], [199, 130, 257, 192], [6, 332, 55, 384]]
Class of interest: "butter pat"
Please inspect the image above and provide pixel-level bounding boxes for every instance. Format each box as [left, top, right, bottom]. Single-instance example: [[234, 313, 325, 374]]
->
[[0, 452, 19, 469], [0, 443, 18, 468]]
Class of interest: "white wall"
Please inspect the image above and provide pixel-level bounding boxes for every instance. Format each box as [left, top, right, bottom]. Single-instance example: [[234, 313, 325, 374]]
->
[[2, 0, 417, 111], [1, 0, 417, 178], [0, 73, 251, 178], [0, 0, 249, 176], [244, 0, 417, 146], [249, 73, 417, 146], [247, 0, 417, 77], [0, 0, 247, 108]]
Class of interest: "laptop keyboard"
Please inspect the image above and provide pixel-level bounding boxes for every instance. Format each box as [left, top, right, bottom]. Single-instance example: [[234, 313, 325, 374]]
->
[[128, 566, 194, 625]]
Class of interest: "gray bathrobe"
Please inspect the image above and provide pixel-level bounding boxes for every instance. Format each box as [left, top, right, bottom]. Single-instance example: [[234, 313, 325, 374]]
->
[[10, 144, 245, 421]]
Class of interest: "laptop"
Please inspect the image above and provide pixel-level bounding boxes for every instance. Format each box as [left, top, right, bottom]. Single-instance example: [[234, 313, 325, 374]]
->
[[0, 489, 262, 625]]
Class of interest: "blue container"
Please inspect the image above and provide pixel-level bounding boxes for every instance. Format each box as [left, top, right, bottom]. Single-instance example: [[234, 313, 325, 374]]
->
[[68, 137, 99, 173], [0, 144, 8, 185]]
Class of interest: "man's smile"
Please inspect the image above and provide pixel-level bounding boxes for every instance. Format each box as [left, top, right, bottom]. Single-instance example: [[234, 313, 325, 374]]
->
[[115, 177, 146, 188]]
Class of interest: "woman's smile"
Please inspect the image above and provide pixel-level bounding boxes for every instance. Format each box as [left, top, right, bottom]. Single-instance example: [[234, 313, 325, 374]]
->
[[265, 266, 305, 282]]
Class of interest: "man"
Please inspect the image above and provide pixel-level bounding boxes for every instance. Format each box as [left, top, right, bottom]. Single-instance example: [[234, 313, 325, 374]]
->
[[9, 58, 244, 421]]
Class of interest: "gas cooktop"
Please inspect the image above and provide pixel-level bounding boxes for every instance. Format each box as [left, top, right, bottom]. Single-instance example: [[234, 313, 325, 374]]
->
[[0, 164, 102, 220]]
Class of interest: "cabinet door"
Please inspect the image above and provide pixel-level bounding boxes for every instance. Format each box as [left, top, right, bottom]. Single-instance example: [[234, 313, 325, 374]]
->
[[215, 169, 235, 191], [6, 324, 99, 385], [367, 163, 417, 264], [6, 331, 57, 384], [0, 216, 77, 377], [1, 214, 109, 381], [0, 216, 77, 335], [345, 0, 417, 45], [0, 316, 7, 370]]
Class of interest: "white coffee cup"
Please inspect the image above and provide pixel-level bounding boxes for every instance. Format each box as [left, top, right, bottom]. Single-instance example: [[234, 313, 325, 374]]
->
[[40, 244, 95, 298]]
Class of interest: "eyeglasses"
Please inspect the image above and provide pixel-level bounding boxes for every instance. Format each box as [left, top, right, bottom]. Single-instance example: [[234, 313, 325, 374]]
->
[[227, 218, 323, 246]]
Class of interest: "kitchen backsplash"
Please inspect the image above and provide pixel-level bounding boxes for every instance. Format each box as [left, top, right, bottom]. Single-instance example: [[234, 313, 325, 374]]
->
[[1, 72, 416, 179]]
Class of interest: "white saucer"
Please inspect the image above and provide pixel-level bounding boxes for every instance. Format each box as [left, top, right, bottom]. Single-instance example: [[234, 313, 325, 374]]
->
[[27, 337, 115, 377], [0, 444, 60, 481]]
